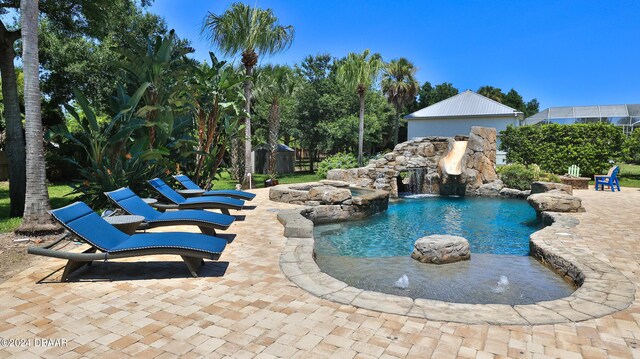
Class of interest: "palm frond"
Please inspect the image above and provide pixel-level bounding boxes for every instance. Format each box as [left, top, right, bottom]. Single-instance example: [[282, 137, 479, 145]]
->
[[201, 2, 294, 59]]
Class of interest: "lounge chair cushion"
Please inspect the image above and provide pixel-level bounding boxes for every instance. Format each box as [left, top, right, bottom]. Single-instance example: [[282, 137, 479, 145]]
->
[[148, 178, 245, 208], [106, 187, 162, 220], [150, 210, 234, 228], [50, 202, 227, 256], [108, 232, 226, 254], [148, 178, 188, 204], [181, 196, 244, 207], [174, 174, 256, 200], [202, 189, 256, 200], [50, 202, 129, 252]]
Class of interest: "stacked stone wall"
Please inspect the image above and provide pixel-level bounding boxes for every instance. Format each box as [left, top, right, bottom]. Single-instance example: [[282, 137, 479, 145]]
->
[[327, 126, 501, 197]]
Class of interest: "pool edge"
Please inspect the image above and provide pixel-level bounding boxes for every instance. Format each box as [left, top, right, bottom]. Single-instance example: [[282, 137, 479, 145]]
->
[[277, 207, 634, 325]]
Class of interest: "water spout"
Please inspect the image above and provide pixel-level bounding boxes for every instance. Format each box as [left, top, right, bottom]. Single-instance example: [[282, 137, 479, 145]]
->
[[394, 274, 409, 289], [491, 275, 510, 293]]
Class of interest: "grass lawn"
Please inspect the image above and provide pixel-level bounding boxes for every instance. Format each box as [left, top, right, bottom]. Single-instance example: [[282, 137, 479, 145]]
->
[[0, 182, 77, 233], [211, 171, 322, 189], [618, 163, 640, 188]]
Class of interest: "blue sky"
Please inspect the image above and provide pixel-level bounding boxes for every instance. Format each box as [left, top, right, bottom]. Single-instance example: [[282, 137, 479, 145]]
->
[[149, 0, 639, 109]]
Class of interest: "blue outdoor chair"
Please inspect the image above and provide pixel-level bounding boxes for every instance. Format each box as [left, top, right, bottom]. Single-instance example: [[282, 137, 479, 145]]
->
[[173, 174, 256, 201], [594, 166, 621, 192], [105, 187, 235, 236], [27, 202, 228, 281], [147, 178, 245, 215]]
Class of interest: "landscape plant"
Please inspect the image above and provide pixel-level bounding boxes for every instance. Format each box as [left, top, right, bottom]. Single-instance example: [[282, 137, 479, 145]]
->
[[317, 152, 358, 178], [49, 85, 168, 209], [496, 163, 537, 190], [181, 53, 245, 188], [117, 30, 193, 149], [202, 2, 294, 186], [624, 128, 640, 164], [500, 123, 625, 176], [255, 65, 297, 179], [336, 49, 384, 167], [382, 58, 419, 146], [0, 0, 153, 219], [18, 0, 59, 235]]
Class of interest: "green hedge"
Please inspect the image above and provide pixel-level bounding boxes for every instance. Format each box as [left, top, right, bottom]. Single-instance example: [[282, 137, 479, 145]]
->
[[625, 128, 640, 164], [499, 123, 625, 176]]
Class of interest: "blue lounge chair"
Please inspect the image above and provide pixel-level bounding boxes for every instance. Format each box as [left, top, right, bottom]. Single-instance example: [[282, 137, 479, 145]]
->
[[173, 174, 256, 201], [148, 178, 244, 215], [594, 166, 621, 192], [105, 187, 235, 236], [27, 202, 228, 281]]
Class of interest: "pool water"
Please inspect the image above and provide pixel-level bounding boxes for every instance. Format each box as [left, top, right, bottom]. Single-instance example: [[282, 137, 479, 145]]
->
[[315, 196, 542, 257], [313, 197, 576, 305]]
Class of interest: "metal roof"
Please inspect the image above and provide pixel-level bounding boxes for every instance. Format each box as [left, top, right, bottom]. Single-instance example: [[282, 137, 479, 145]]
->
[[404, 90, 523, 120], [526, 104, 640, 124]]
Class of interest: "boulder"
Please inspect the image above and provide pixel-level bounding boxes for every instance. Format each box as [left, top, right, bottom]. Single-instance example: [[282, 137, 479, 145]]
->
[[411, 235, 470, 264], [326, 169, 348, 182], [499, 188, 530, 198], [308, 185, 351, 204], [320, 180, 350, 188], [530, 181, 573, 195], [527, 192, 585, 213], [478, 180, 504, 196]]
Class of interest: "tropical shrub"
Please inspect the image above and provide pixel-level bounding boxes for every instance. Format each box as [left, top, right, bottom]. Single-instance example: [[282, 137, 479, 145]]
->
[[317, 152, 358, 178], [496, 163, 537, 190], [179, 53, 245, 188], [49, 85, 167, 209], [624, 128, 640, 164], [497, 163, 561, 190], [500, 123, 625, 176]]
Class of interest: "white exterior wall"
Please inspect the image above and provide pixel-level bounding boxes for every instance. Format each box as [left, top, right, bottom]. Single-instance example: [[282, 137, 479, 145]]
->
[[407, 116, 520, 165]]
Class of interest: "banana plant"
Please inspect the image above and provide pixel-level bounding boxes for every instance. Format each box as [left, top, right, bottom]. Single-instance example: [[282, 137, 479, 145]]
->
[[116, 30, 194, 149], [180, 52, 245, 188]]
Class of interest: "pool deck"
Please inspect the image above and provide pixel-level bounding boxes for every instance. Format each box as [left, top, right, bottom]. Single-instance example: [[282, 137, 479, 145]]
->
[[1, 187, 639, 358]]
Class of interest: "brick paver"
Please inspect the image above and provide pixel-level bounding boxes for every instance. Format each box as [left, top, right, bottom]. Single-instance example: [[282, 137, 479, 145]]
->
[[0, 187, 639, 358]]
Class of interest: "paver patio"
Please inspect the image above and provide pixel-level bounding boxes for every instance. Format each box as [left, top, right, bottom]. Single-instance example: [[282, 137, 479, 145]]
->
[[0, 187, 639, 358]]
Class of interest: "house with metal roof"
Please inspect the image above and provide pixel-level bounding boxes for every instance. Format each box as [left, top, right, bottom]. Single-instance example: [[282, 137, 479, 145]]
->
[[404, 90, 524, 164], [526, 104, 640, 135]]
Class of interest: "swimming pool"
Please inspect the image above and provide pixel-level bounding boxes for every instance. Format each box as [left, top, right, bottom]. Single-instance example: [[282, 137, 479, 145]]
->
[[313, 196, 576, 304]]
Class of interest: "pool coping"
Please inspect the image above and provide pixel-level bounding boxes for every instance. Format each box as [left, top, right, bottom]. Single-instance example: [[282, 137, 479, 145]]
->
[[277, 205, 635, 325]]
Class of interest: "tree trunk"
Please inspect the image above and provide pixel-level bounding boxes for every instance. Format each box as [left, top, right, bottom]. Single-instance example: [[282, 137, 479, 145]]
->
[[268, 98, 280, 179], [229, 137, 243, 180], [308, 144, 315, 172], [358, 92, 365, 167], [241, 65, 253, 189], [393, 104, 401, 146], [0, 23, 26, 217], [16, 0, 60, 235]]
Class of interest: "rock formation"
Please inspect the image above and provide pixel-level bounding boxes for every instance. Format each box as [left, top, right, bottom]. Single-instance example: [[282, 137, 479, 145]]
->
[[327, 126, 502, 197], [527, 192, 585, 213], [530, 181, 573, 195], [411, 235, 471, 264]]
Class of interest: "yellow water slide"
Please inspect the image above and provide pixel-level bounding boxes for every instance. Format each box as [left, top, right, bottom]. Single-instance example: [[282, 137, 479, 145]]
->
[[441, 141, 468, 175]]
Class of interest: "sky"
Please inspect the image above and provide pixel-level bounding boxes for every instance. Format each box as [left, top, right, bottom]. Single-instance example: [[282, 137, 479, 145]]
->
[[148, 0, 640, 109]]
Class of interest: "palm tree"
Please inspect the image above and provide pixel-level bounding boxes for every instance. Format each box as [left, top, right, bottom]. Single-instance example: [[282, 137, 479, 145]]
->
[[382, 58, 419, 146], [17, 0, 58, 234], [255, 65, 296, 179], [336, 49, 383, 166], [202, 3, 294, 188], [477, 85, 504, 103], [0, 21, 26, 217]]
